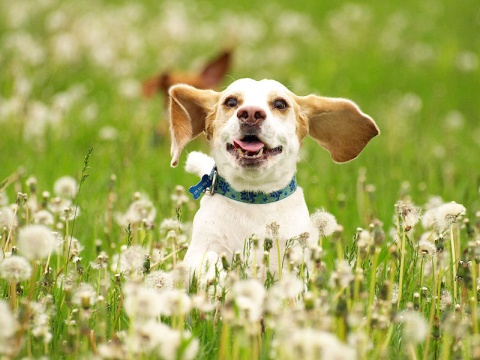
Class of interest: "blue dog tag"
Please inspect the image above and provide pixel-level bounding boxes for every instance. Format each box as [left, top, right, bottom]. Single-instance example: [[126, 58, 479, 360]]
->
[[188, 174, 212, 200]]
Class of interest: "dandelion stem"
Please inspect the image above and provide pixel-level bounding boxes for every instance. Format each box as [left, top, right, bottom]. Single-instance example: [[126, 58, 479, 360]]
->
[[424, 259, 439, 360], [449, 226, 457, 302], [367, 248, 380, 333], [218, 322, 230, 360], [10, 281, 17, 311], [407, 342, 418, 360], [398, 229, 407, 309], [276, 238, 282, 280], [3, 199, 20, 253], [353, 245, 362, 304], [471, 262, 479, 335]]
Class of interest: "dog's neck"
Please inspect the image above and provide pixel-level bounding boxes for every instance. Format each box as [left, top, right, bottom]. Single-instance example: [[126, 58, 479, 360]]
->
[[189, 167, 298, 204]]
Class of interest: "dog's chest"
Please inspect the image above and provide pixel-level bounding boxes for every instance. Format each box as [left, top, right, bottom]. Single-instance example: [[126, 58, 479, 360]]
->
[[192, 188, 315, 255]]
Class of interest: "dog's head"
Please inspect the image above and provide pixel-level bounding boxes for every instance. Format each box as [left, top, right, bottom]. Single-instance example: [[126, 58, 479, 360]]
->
[[169, 78, 379, 192]]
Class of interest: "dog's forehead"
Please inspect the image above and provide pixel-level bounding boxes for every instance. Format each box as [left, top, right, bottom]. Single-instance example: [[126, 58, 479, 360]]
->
[[223, 78, 291, 99]]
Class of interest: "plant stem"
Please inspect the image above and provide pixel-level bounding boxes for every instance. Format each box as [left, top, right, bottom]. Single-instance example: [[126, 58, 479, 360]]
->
[[471, 261, 478, 335], [398, 229, 407, 309], [449, 226, 457, 302], [276, 238, 282, 280], [366, 248, 380, 335]]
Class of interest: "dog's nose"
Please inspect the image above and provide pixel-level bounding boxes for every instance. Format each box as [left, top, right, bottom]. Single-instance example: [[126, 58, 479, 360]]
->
[[237, 106, 266, 126]]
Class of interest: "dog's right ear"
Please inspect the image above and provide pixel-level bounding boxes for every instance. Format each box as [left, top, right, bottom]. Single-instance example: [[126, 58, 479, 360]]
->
[[169, 84, 220, 167]]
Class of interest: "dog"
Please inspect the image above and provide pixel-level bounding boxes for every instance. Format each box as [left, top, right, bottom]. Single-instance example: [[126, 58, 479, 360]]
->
[[168, 78, 379, 277], [144, 50, 232, 140], [143, 49, 232, 102]]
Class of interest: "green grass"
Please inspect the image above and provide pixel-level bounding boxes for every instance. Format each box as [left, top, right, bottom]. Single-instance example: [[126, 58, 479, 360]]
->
[[0, 0, 479, 358]]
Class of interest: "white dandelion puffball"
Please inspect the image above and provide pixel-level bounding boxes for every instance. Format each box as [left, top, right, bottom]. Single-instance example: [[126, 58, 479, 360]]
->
[[311, 209, 337, 237], [0, 299, 18, 339], [231, 279, 266, 322], [435, 201, 466, 231], [401, 310, 429, 344], [17, 224, 57, 260], [0, 207, 17, 230], [53, 176, 78, 199], [0, 256, 32, 282], [123, 283, 164, 321]]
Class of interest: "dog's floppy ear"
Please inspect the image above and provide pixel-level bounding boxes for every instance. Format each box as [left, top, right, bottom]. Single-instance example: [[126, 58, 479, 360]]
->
[[199, 50, 232, 89], [169, 84, 220, 167], [295, 94, 379, 163]]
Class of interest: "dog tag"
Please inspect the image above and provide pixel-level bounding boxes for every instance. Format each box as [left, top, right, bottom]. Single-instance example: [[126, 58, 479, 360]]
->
[[189, 174, 212, 200]]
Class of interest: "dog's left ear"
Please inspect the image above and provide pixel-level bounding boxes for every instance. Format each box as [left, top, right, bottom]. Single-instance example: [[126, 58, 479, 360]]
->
[[169, 84, 220, 167], [295, 94, 379, 163]]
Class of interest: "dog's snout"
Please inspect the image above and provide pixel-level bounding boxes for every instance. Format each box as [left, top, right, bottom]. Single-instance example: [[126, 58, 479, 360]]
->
[[237, 106, 266, 126]]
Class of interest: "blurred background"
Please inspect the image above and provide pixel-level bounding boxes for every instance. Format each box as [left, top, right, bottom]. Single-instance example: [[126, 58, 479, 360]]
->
[[1, 0, 479, 238]]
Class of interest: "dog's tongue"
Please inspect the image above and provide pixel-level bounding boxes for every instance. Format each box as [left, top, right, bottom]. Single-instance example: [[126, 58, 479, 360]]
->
[[233, 138, 264, 153]]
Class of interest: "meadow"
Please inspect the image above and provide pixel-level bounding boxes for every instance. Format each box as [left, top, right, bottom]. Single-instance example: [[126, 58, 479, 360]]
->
[[0, 0, 479, 358]]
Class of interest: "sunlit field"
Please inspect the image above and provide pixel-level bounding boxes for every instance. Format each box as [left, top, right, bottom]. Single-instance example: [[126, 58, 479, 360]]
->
[[1, 0, 479, 358]]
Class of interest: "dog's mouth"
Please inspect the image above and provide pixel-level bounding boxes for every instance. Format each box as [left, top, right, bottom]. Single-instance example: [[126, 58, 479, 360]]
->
[[226, 135, 283, 166]]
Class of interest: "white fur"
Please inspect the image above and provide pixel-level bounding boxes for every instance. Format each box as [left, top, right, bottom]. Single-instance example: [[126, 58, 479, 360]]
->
[[169, 78, 378, 278], [185, 151, 215, 177]]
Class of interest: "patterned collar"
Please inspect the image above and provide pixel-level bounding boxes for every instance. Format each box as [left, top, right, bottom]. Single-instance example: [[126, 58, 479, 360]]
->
[[189, 167, 297, 204]]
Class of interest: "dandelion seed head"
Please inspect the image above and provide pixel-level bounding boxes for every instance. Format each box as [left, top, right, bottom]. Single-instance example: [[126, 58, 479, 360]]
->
[[421, 208, 439, 230], [0, 255, 32, 282], [48, 196, 72, 214], [17, 224, 56, 260], [144, 270, 174, 292], [455, 51, 479, 72], [28, 301, 52, 343], [357, 229, 373, 249], [98, 125, 119, 141], [231, 279, 265, 322], [171, 185, 190, 207], [112, 245, 145, 276], [60, 205, 81, 221], [72, 283, 97, 309], [440, 290, 453, 310], [391, 283, 399, 304], [0, 299, 18, 339], [123, 283, 163, 321], [158, 289, 192, 317], [0, 206, 17, 230], [266, 222, 280, 238], [287, 245, 305, 265], [331, 260, 354, 288], [97, 339, 126, 359], [0, 192, 9, 206], [33, 209, 54, 226], [121, 195, 156, 227], [311, 209, 337, 237], [53, 176, 78, 199], [63, 236, 84, 257], [282, 328, 356, 360], [274, 271, 304, 299], [395, 201, 422, 230], [401, 310, 429, 344], [191, 292, 215, 313], [418, 239, 436, 258], [90, 252, 109, 270], [435, 201, 466, 231]]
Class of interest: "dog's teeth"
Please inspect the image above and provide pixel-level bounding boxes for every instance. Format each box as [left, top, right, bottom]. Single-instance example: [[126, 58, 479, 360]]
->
[[250, 148, 263, 159]]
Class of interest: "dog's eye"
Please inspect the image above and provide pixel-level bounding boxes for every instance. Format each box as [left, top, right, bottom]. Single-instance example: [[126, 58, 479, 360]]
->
[[273, 99, 288, 110], [224, 97, 238, 108]]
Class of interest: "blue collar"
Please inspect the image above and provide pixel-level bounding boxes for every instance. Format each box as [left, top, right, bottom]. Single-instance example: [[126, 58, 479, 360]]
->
[[189, 167, 297, 204]]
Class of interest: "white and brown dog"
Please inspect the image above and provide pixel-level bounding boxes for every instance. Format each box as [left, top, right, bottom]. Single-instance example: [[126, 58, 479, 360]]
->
[[169, 78, 379, 276]]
